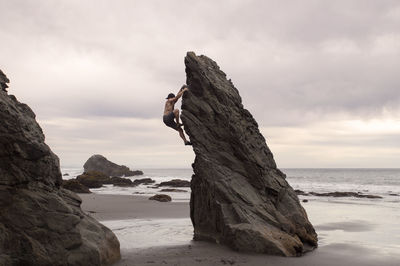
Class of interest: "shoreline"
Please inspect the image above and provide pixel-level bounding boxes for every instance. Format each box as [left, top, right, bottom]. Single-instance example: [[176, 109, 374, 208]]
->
[[79, 193, 400, 266]]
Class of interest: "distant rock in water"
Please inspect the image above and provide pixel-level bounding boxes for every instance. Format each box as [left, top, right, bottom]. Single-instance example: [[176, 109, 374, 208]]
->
[[133, 178, 156, 185], [0, 71, 120, 265], [84, 154, 143, 177], [309, 191, 382, 199], [62, 179, 91, 193], [181, 52, 318, 256], [76, 171, 110, 188], [158, 179, 191, 187], [160, 188, 188, 193]]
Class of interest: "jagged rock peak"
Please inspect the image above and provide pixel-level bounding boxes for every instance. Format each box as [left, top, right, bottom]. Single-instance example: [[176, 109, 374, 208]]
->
[[181, 52, 318, 256], [0, 70, 120, 265], [83, 154, 143, 177], [0, 69, 9, 92], [0, 73, 61, 187]]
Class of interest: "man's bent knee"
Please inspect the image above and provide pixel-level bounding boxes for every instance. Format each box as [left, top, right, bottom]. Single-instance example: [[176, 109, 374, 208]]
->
[[173, 109, 179, 115]]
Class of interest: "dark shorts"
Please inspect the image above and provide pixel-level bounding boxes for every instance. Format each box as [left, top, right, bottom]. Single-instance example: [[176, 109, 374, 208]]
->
[[163, 112, 178, 130]]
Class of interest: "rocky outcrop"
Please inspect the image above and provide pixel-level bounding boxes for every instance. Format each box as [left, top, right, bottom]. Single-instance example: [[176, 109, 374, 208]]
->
[[181, 52, 318, 256], [295, 190, 383, 199], [0, 69, 9, 92], [0, 74, 120, 265], [62, 179, 91, 193], [160, 188, 188, 193], [133, 178, 155, 185], [158, 179, 191, 187], [73, 171, 145, 189], [83, 154, 143, 177], [77, 171, 110, 188], [110, 176, 135, 187]]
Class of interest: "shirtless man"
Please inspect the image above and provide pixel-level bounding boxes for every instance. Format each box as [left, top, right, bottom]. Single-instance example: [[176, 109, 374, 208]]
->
[[163, 85, 192, 145]]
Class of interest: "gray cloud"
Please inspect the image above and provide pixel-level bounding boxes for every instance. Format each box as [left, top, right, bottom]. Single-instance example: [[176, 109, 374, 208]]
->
[[1, 0, 399, 167]]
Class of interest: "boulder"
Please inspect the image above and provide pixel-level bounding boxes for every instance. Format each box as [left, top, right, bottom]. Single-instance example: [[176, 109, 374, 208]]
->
[[149, 194, 172, 202], [133, 178, 156, 185], [83, 154, 143, 177], [62, 179, 91, 193], [0, 74, 120, 265], [158, 179, 191, 187], [76, 171, 110, 188], [110, 176, 136, 187], [181, 52, 318, 256]]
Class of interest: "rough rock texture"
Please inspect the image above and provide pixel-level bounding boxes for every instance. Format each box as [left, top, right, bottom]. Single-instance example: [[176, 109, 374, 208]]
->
[[0, 78, 120, 265], [0, 69, 9, 92], [76, 171, 110, 188], [181, 52, 318, 256], [62, 179, 91, 193], [83, 154, 143, 177]]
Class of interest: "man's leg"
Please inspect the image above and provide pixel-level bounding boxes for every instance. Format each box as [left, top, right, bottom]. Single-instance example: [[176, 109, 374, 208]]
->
[[173, 109, 181, 125], [177, 127, 187, 143]]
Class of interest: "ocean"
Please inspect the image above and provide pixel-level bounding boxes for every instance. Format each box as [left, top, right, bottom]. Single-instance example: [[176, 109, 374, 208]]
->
[[61, 167, 400, 203], [64, 167, 400, 256]]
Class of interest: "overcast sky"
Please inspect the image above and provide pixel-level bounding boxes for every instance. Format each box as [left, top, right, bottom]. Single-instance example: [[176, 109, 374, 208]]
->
[[1, 0, 399, 169]]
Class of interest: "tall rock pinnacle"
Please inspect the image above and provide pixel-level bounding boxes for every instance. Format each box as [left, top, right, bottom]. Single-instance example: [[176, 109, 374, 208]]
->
[[181, 52, 318, 256]]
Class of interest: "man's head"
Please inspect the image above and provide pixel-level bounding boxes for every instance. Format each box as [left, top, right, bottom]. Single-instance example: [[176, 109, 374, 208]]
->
[[166, 93, 175, 99]]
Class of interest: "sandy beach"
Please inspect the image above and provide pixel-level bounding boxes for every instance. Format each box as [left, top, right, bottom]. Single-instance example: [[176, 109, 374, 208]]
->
[[80, 193, 400, 266]]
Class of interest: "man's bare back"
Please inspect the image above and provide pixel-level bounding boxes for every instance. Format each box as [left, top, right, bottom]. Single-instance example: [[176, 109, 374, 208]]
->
[[163, 99, 175, 116]]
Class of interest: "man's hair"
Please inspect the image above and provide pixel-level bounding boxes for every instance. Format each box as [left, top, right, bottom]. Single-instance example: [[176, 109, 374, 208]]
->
[[166, 93, 175, 99], [180, 84, 188, 90]]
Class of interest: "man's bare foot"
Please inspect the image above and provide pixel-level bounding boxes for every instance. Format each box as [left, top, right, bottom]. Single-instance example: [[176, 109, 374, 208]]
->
[[185, 141, 192, 146], [177, 123, 184, 127]]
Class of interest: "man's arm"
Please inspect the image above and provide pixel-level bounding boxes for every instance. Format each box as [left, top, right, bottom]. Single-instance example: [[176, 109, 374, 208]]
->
[[172, 85, 188, 103]]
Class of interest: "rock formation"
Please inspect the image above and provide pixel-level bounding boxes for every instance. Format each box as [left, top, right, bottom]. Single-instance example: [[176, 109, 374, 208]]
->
[[158, 179, 191, 188], [62, 179, 92, 193], [0, 72, 120, 265], [76, 171, 110, 188], [132, 178, 155, 185], [181, 52, 318, 256], [83, 154, 143, 177], [0, 69, 9, 92]]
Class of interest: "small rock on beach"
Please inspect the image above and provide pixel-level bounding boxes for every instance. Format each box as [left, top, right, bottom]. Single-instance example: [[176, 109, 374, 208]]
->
[[149, 194, 172, 202]]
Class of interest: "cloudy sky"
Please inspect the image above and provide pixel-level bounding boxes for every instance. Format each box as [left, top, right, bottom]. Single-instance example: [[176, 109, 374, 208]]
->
[[1, 0, 399, 169]]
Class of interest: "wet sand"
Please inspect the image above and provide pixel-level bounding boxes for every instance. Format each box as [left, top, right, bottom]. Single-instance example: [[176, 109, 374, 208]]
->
[[80, 193, 189, 220], [80, 193, 400, 266]]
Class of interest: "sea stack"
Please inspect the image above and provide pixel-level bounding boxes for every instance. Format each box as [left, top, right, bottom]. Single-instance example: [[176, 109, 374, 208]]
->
[[0, 70, 120, 265], [84, 154, 143, 177], [181, 52, 318, 256]]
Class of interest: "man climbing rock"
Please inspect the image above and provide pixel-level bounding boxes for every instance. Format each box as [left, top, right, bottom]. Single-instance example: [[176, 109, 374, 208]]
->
[[0, 69, 10, 93], [163, 85, 192, 145]]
